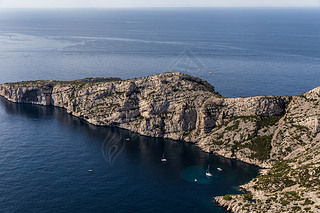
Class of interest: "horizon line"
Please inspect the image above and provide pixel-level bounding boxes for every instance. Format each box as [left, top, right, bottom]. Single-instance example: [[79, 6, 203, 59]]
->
[[0, 6, 319, 9]]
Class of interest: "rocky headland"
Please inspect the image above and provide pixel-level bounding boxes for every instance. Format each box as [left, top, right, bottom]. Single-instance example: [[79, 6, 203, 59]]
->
[[0, 72, 319, 212]]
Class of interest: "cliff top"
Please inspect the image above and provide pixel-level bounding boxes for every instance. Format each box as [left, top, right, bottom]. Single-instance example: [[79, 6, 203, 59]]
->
[[1, 73, 320, 212]]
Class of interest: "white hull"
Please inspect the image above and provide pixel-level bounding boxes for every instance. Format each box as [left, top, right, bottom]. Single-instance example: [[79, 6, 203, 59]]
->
[[206, 172, 213, 177]]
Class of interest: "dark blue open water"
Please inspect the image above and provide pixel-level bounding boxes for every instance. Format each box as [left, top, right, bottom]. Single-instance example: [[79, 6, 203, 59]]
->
[[0, 97, 259, 212], [0, 8, 319, 212]]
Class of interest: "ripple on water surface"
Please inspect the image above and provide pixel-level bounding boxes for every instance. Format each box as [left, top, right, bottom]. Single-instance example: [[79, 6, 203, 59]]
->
[[180, 166, 220, 185]]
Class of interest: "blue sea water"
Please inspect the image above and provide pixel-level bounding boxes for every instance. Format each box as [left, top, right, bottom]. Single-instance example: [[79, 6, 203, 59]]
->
[[0, 8, 319, 212], [0, 8, 320, 97], [0, 98, 259, 212]]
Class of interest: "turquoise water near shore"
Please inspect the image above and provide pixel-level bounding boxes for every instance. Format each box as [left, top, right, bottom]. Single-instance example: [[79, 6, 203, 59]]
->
[[0, 97, 259, 212]]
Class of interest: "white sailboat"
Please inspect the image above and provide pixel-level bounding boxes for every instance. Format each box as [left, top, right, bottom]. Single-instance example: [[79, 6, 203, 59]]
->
[[206, 165, 213, 177], [217, 167, 223, 172], [161, 153, 167, 162]]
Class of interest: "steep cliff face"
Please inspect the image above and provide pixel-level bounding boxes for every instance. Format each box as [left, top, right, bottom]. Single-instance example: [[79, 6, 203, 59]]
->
[[1, 72, 319, 212], [0, 72, 287, 166], [213, 87, 320, 213]]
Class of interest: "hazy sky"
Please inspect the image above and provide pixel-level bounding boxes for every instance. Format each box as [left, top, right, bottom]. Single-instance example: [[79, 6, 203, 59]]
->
[[0, 0, 319, 8]]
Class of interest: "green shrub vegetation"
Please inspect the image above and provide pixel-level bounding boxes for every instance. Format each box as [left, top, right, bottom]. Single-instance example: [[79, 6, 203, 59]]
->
[[246, 134, 273, 160], [223, 194, 232, 201], [254, 161, 295, 192], [257, 115, 282, 129], [303, 198, 314, 205], [285, 191, 301, 201], [212, 140, 224, 145], [243, 193, 253, 201], [280, 198, 289, 206], [226, 120, 240, 131], [292, 125, 309, 132], [291, 206, 301, 212], [304, 207, 311, 211]]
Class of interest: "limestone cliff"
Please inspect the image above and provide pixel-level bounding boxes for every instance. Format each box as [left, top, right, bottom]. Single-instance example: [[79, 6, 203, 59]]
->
[[1, 72, 319, 212], [214, 87, 320, 213]]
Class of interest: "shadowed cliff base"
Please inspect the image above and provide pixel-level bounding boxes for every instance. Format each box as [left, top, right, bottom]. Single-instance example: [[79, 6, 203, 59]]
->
[[1, 72, 320, 212]]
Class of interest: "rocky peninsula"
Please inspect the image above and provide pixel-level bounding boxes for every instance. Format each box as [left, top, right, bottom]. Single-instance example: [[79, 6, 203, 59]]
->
[[1, 72, 319, 212]]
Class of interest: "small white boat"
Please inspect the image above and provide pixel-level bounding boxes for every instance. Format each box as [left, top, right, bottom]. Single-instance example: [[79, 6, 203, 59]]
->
[[88, 170, 93, 172], [217, 168, 223, 172], [194, 179, 198, 182], [126, 138, 130, 141], [161, 153, 167, 162], [206, 165, 213, 177]]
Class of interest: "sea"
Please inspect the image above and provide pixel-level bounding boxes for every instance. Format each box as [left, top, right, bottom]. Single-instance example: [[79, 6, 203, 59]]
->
[[0, 8, 319, 212]]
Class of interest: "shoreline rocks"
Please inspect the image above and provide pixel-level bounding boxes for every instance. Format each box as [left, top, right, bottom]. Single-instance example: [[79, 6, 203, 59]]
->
[[1, 72, 319, 212]]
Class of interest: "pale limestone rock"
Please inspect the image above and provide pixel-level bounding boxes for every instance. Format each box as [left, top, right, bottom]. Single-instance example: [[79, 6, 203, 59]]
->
[[1, 72, 320, 213]]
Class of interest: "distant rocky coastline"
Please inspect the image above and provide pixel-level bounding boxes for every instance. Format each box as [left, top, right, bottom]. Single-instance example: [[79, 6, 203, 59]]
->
[[1, 72, 319, 212]]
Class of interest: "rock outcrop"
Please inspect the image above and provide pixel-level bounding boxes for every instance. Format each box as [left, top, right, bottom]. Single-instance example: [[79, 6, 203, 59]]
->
[[1, 72, 319, 212]]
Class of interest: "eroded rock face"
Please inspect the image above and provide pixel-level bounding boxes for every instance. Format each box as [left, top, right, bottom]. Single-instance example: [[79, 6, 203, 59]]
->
[[214, 87, 320, 213], [0, 73, 318, 167], [1, 83, 53, 105], [1, 72, 320, 212], [0, 72, 288, 166]]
